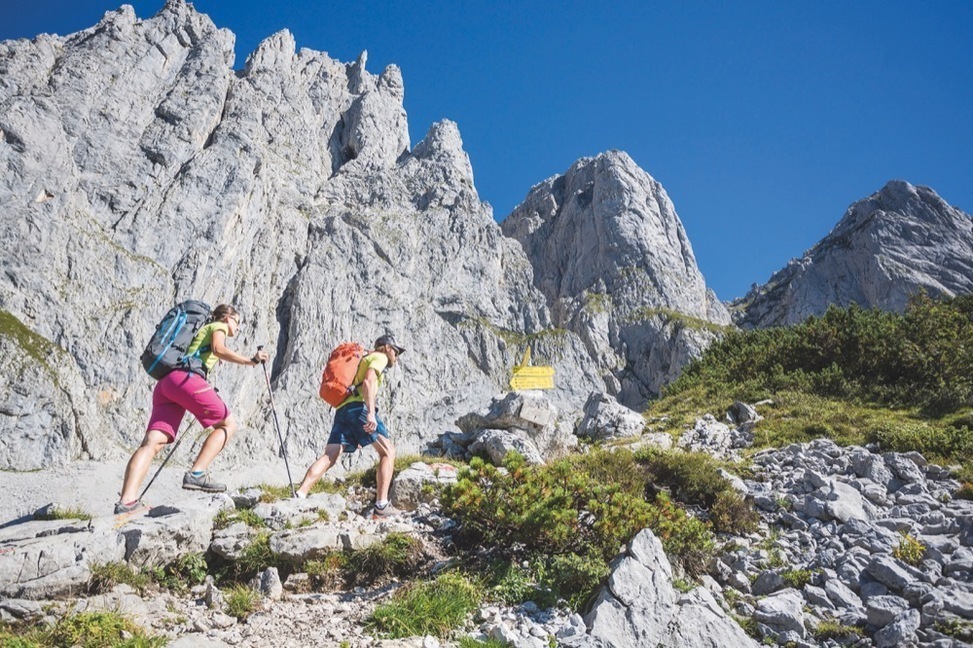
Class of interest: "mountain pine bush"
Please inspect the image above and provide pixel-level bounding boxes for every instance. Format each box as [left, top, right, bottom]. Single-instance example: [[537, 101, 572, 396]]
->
[[442, 452, 714, 574], [670, 294, 973, 415]]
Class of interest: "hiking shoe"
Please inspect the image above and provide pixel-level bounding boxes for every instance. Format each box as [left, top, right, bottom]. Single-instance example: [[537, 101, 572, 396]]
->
[[182, 471, 227, 493], [371, 503, 402, 518], [114, 500, 143, 515]]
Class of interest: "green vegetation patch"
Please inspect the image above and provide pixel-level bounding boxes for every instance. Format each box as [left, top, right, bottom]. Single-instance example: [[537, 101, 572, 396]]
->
[[150, 552, 209, 593], [625, 307, 730, 334], [457, 638, 511, 648], [367, 571, 481, 639], [0, 611, 165, 647], [443, 451, 716, 576], [482, 550, 610, 611], [892, 532, 926, 566], [213, 507, 267, 530], [780, 568, 813, 589], [812, 619, 864, 641], [225, 583, 261, 620], [649, 296, 973, 480], [637, 450, 759, 535], [0, 310, 63, 382], [351, 532, 426, 585], [34, 506, 92, 521], [88, 561, 152, 595]]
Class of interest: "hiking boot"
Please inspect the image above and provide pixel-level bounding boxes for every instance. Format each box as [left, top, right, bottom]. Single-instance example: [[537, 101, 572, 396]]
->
[[114, 500, 142, 515], [182, 471, 227, 493], [371, 503, 402, 518]]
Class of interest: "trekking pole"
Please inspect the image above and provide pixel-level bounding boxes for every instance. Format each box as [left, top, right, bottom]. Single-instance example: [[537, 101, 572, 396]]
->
[[139, 419, 196, 501], [258, 345, 296, 497]]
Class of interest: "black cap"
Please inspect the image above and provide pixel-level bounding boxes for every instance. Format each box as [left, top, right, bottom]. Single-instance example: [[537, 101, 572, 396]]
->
[[375, 334, 406, 355]]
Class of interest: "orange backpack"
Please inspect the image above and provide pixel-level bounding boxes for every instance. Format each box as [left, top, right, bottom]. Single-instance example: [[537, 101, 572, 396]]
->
[[319, 342, 366, 407]]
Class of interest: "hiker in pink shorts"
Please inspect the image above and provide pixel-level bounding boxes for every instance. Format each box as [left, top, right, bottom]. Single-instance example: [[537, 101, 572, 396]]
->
[[115, 304, 268, 513]]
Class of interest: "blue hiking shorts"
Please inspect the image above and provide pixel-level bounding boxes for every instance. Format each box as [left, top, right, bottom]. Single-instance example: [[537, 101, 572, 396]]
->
[[327, 401, 389, 452]]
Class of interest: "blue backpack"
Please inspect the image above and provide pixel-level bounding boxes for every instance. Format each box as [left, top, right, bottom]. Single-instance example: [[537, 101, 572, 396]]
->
[[140, 300, 212, 380]]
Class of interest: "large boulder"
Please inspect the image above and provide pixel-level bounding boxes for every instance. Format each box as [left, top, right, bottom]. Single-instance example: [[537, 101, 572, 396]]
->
[[457, 391, 577, 464], [585, 529, 757, 647], [577, 392, 645, 441], [389, 461, 459, 509]]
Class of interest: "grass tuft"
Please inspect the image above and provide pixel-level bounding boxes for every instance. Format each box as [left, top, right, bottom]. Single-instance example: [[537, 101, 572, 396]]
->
[[224, 584, 261, 619], [34, 506, 93, 521], [367, 572, 480, 639], [0, 611, 166, 647], [88, 561, 152, 595]]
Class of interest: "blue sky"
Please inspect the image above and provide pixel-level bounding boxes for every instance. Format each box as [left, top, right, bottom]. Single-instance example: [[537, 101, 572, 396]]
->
[[3, 2, 971, 301]]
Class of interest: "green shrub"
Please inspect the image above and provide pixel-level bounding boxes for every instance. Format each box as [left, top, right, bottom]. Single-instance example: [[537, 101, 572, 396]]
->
[[934, 618, 973, 641], [0, 622, 44, 647], [568, 449, 648, 496], [867, 422, 973, 463], [892, 533, 926, 566], [483, 559, 540, 607], [367, 572, 481, 638], [481, 551, 610, 612], [443, 453, 714, 573], [664, 295, 973, 420], [638, 451, 759, 535], [710, 491, 760, 535], [537, 551, 610, 611], [225, 584, 260, 619]]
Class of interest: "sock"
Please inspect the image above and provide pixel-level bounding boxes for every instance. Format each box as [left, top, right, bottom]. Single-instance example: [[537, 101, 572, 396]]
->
[[191, 470, 204, 477], [375, 500, 388, 509], [295, 491, 307, 499]]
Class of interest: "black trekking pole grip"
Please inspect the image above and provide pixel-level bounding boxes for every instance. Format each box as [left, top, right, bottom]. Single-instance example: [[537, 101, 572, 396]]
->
[[258, 346, 297, 497]]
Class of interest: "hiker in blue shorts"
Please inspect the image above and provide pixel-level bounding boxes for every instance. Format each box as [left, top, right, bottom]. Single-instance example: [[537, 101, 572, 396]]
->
[[295, 334, 405, 517]]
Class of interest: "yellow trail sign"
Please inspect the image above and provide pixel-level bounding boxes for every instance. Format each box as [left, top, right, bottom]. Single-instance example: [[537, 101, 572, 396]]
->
[[509, 346, 555, 390]]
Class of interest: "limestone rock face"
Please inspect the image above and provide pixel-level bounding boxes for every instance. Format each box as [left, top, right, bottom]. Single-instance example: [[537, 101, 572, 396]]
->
[[733, 180, 973, 328], [502, 151, 731, 408], [0, 1, 603, 470]]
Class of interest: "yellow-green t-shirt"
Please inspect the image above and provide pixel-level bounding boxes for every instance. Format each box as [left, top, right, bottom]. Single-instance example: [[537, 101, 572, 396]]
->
[[186, 322, 229, 374], [340, 351, 389, 407]]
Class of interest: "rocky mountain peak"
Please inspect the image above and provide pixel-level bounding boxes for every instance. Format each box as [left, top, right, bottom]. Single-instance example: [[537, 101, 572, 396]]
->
[[503, 150, 730, 407], [733, 180, 973, 328]]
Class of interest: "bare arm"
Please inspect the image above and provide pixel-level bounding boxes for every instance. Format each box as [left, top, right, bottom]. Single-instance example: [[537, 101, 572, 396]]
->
[[211, 329, 266, 366], [361, 368, 379, 432]]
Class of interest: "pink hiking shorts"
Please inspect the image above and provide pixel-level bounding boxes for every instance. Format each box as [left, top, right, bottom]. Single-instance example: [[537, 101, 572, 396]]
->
[[147, 370, 229, 441]]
